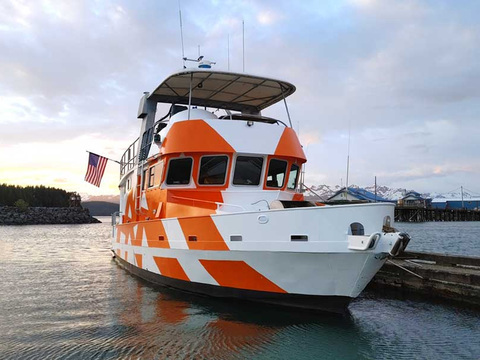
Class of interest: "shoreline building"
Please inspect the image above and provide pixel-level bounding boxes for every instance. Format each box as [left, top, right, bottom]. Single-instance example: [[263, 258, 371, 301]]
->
[[327, 187, 394, 203], [431, 198, 480, 210], [398, 191, 431, 208]]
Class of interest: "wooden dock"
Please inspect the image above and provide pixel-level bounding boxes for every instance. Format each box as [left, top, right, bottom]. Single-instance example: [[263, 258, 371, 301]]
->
[[395, 206, 480, 222], [369, 251, 480, 306]]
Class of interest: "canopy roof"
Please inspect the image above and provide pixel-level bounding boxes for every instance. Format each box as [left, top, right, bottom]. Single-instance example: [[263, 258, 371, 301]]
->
[[148, 69, 296, 113]]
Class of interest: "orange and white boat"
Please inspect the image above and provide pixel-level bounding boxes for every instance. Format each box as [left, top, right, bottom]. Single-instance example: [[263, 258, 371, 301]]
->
[[112, 62, 410, 313]]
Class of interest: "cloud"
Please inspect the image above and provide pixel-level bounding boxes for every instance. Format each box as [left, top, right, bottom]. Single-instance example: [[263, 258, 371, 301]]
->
[[1, 0, 480, 195]]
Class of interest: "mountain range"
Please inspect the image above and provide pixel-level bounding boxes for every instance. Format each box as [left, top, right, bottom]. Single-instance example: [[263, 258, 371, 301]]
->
[[306, 184, 479, 201]]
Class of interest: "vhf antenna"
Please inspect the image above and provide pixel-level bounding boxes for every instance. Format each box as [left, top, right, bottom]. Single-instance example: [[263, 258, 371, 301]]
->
[[345, 120, 351, 199], [242, 20, 245, 72], [179, 1, 186, 68]]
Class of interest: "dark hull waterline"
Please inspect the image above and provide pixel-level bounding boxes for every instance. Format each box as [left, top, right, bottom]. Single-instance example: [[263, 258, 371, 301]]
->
[[114, 256, 352, 314]]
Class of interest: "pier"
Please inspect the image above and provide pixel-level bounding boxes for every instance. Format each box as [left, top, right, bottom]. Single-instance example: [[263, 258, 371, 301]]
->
[[370, 251, 480, 307], [395, 206, 480, 222]]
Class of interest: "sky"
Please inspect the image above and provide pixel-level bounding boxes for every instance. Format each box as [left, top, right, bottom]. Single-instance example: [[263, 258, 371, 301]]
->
[[1, 0, 479, 197]]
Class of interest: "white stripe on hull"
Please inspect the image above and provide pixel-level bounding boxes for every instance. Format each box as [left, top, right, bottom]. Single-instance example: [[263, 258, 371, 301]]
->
[[163, 218, 189, 249], [112, 244, 386, 298]]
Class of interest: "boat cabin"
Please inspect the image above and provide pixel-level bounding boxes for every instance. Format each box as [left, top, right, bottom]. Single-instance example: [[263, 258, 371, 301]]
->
[[118, 69, 306, 223]]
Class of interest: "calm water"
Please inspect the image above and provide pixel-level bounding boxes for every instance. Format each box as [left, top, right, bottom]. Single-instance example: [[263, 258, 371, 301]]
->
[[0, 219, 479, 359], [397, 221, 480, 257]]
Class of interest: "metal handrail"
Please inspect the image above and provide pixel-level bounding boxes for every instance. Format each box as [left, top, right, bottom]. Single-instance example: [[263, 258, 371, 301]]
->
[[120, 138, 139, 176]]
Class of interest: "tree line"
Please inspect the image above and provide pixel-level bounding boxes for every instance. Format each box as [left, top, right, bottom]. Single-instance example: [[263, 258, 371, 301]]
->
[[0, 184, 73, 207]]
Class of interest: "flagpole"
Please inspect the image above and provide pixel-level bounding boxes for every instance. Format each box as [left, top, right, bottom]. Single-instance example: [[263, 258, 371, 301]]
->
[[86, 150, 121, 164]]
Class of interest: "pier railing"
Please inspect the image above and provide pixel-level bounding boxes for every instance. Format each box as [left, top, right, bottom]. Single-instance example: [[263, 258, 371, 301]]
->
[[395, 206, 480, 222]]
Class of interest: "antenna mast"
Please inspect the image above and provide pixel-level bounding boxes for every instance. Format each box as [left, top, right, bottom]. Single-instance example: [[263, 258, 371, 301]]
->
[[345, 121, 351, 199], [242, 20, 245, 72], [227, 34, 230, 71], [179, 1, 186, 68]]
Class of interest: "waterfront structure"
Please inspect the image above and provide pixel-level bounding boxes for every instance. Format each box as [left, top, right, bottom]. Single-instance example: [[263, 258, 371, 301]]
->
[[398, 191, 431, 208], [431, 198, 480, 210], [371, 251, 480, 306], [111, 64, 409, 312]]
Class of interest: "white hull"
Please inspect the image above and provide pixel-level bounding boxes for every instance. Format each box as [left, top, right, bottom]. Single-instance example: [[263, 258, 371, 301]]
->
[[113, 203, 405, 305]]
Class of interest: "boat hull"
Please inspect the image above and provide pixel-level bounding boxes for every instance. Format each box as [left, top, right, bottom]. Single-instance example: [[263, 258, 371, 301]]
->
[[114, 255, 352, 313], [112, 204, 401, 313]]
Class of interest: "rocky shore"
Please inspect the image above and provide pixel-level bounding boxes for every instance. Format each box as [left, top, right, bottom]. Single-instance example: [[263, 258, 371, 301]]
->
[[0, 206, 101, 225]]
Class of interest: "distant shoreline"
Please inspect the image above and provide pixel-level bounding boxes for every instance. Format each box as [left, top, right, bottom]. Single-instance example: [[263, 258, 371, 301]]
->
[[0, 206, 100, 225]]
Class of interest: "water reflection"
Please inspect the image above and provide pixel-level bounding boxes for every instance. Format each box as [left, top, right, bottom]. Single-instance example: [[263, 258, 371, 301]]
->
[[108, 269, 376, 359], [1, 221, 479, 360]]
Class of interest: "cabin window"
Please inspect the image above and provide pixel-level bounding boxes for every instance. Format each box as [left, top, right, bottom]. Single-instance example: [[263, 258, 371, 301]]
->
[[266, 159, 287, 188], [166, 158, 193, 185], [287, 163, 300, 190], [233, 156, 264, 186], [198, 155, 228, 185], [148, 166, 155, 188], [139, 127, 154, 161]]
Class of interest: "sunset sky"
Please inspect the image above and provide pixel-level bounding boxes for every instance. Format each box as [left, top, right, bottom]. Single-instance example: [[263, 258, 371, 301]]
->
[[1, 0, 479, 197]]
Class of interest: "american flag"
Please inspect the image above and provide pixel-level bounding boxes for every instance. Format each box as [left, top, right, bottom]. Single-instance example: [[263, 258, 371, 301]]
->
[[85, 152, 108, 187]]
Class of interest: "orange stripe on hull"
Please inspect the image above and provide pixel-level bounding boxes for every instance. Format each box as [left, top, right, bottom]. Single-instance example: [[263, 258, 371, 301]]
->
[[117, 221, 170, 249], [134, 253, 143, 269], [178, 216, 229, 251], [153, 256, 190, 281], [116, 222, 135, 246], [199, 260, 286, 293], [143, 220, 170, 248]]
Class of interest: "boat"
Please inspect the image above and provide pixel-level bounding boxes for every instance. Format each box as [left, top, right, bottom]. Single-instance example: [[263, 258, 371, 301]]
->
[[111, 60, 410, 313]]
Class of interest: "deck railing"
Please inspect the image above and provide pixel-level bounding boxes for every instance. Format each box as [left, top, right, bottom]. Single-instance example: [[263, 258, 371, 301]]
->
[[120, 138, 139, 176]]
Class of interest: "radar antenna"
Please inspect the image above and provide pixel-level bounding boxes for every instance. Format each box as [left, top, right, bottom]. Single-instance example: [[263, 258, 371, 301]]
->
[[183, 56, 216, 69]]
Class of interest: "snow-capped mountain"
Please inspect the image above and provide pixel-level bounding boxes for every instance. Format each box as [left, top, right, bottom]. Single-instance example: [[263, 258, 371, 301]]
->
[[306, 184, 416, 201], [306, 184, 480, 201]]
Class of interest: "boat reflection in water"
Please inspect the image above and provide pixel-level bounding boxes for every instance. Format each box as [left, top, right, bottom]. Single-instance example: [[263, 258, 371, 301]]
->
[[110, 272, 373, 359]]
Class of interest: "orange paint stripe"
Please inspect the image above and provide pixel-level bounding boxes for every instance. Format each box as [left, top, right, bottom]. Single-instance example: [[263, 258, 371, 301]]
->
[[199, 260, 286, 293], [134, 253, 143, 269], [274, 127, 306, 161], [161, 120, 235, 155], [143, 220, 170, 249], [292, 193, 304, 201], [117, 221, 170, 249], [153, 256, 190, 281], [178, 216, 229, 251], [116, 223, 135, 246]]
